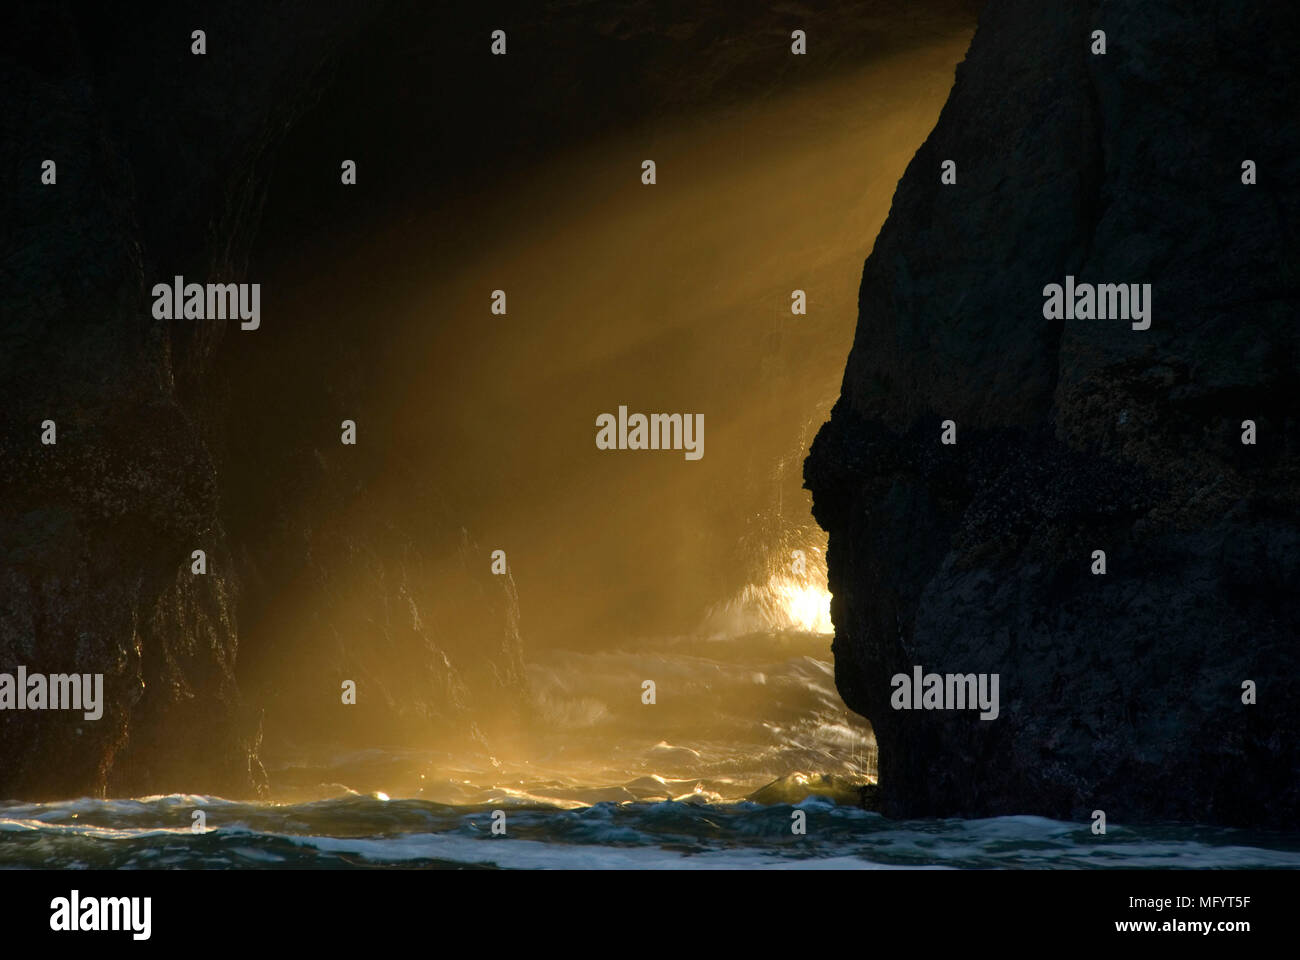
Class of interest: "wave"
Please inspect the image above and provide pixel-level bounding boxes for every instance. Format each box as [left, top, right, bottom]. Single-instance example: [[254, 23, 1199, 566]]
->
[[3, 793, 1299, 869]]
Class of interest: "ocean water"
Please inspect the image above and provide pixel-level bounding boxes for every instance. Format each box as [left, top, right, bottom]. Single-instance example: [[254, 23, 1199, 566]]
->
[[5, 793, 1300, 869], [3, 630, 1298, 870]]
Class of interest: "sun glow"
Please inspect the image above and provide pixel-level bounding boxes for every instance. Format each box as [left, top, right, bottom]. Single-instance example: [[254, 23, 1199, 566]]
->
[[768, 573, 833, 634], [703, 540, 836, 636]]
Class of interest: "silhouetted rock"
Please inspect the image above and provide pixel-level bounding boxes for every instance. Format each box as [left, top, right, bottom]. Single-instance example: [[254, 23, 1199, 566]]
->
[[0, 1, 336, 798], [0, 1, 527, 799], [806, 0, 1299, 828]]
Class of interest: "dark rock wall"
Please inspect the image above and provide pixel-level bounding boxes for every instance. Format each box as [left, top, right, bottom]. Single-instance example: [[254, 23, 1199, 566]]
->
[[1, 0, 537, 797], [0, 1, 380, 798], [807, 0, 1299, 827]]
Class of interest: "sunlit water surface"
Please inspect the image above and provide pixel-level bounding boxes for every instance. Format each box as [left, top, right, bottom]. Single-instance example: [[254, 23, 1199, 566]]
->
[[4, 625, 1299, 869]]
